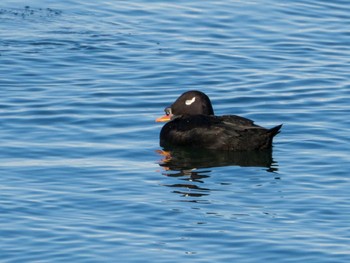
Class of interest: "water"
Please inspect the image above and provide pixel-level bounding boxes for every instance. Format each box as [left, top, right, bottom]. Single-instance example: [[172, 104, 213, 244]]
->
[[1, 0, 350, 262]]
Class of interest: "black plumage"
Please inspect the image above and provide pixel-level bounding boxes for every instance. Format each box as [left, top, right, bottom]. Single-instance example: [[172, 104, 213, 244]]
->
[[156, 90, 282, 151]]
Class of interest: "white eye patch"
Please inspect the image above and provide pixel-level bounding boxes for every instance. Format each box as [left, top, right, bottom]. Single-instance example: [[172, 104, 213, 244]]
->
[[185, 97, 196, 106]]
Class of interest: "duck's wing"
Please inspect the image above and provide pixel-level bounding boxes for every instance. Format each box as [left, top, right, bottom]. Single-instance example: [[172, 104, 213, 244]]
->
[[160, 115, 281, 151], [219, 115, 264, 130]]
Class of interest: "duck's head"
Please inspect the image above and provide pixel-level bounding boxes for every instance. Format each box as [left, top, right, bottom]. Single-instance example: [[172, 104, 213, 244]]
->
[[156, 90, 214, 122]]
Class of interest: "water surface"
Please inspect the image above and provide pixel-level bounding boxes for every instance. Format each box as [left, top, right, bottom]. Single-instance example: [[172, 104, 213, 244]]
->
[[1, 1, 350, 262]]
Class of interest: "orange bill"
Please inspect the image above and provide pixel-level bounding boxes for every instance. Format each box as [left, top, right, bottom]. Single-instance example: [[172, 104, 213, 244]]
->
[[155, 114, 171, 122]]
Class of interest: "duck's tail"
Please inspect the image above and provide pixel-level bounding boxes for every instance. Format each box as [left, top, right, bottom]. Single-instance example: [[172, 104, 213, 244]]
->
[[269, 124, 283, 137]]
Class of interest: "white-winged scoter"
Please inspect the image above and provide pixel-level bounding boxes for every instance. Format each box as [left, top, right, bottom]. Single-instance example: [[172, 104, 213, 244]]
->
[[156, 90, 282, 151]]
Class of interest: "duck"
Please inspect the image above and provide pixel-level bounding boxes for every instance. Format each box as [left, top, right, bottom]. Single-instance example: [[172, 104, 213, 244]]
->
[[156, 90, 282, 151]]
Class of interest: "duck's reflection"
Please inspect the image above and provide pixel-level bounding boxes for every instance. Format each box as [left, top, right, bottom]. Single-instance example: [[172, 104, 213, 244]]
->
[[156, 148, 278, 198], [157, 148, 277, 171]]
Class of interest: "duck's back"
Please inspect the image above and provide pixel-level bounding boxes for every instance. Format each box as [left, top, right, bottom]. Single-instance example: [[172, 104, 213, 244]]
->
[[160, 114, 281, 151]]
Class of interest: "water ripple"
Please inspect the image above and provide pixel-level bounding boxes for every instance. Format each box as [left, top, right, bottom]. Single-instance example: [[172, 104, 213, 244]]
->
[[1, 0, 350, 262]]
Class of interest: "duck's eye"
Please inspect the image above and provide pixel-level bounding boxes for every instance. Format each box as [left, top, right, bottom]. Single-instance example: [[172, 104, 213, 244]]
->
[[165, 108, 172, 116], [185, 96, 196, 106]]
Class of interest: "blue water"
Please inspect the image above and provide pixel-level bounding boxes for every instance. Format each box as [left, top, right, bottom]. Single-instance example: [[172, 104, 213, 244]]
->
[[1, 0, 350, 262]]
